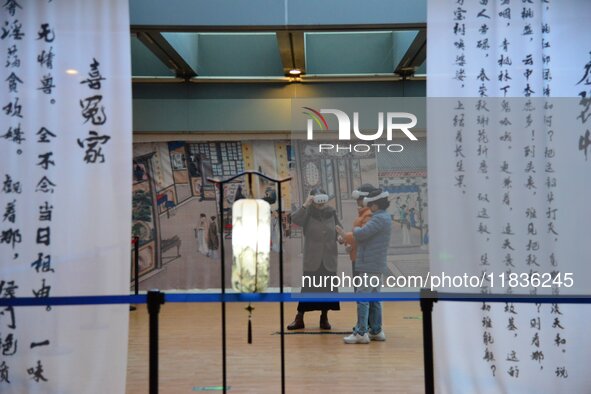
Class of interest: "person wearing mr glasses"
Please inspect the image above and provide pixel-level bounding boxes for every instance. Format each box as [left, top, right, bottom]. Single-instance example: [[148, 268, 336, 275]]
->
[[288, 188, 342, 330], [337, 188, 392, 344]]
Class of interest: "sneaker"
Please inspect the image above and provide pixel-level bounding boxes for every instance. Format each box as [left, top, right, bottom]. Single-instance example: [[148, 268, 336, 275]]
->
[[343, 332, 370, 344], [369, 330, 386, 341]]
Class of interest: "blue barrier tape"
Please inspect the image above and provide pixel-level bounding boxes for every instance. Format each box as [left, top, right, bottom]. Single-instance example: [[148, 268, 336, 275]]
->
[[165, 293, 288, 303], [0, 294, 146, 307], [164, 292, 421, 303], [1, 292, 591, 307], [0, 293, 420, 306]]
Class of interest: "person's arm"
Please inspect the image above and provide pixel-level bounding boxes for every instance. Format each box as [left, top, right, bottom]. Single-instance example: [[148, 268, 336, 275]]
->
[[353, 214, 387, 242], [290, 205, 309, 227], [333, 211, 344, 243], [342, 232, 354, 246], [334, 212, 343, 229], [291, 195, 314, 226]]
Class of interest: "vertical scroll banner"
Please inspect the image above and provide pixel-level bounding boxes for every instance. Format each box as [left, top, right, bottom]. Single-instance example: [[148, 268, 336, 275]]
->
[[0, 1, 131, 392], [428, 0, 591, 393]]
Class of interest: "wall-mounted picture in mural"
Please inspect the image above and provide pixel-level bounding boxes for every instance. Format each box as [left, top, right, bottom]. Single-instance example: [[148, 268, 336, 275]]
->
[[131, 154, 159, 281], [156, 186, 176, 217], [133, 161, 148, 183]]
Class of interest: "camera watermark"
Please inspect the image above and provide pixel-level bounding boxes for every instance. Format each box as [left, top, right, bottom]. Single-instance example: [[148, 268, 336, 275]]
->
[[302, 272, 575, 292], [304, 108, 417, 154]]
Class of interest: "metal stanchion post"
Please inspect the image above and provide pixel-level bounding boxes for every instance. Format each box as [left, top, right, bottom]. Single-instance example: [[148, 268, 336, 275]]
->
[[276, 180, 286, 394], [147, 289, 165, 394], [420, 288, 437, 394], [218, 182, 228, 394]]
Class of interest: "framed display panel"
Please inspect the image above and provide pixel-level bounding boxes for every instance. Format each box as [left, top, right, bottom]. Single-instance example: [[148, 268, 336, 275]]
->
[[131, 154, 161, 282]]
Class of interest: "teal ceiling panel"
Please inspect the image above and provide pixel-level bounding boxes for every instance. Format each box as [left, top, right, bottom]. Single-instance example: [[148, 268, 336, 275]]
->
[[287, 0, 426, 26], [162, 32, 200, 74], [392, 30, 419, 69], [129, 0, 426, 27], [196, 33, 284, 77], [305, 32, 395, 75], [130, 0, 288, 27], [131, 35, 174, 77]]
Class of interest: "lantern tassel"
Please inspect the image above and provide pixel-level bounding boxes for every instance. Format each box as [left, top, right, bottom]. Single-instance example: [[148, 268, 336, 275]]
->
[[248, 317, 252, 344], [246, 303, 254, 344]]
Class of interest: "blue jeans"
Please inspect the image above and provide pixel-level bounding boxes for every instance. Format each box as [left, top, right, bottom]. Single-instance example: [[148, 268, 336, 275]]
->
[[353, 273, 382, 335]]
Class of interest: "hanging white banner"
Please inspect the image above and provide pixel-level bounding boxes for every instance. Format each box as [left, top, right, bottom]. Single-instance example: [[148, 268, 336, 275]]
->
[[427, 0, 591, 393], [0, 0, 131, 392]]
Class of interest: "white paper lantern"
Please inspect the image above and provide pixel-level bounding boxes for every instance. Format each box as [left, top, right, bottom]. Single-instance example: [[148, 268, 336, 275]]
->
[[231, 199, 271, 292]]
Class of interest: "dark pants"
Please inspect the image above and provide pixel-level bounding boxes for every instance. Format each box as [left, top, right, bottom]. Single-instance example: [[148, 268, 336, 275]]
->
[[297, 263, 340, 313]]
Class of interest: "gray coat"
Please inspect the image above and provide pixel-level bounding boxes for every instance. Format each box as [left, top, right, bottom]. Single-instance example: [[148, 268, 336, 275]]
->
[[291, 205, 341, 273], [353, 210, 392, 274]]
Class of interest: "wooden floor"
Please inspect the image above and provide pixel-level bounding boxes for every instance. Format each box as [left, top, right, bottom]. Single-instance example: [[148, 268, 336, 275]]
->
[[127, 301, 424, 393]]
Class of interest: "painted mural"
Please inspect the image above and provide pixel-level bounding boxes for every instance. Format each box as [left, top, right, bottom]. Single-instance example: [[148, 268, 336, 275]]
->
[[131, 138, 428, 290]]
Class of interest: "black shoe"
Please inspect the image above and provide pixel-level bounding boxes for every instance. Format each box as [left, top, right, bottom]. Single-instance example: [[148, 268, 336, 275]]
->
[[320, 316, 331, 330], [287, 313, 305, 330]]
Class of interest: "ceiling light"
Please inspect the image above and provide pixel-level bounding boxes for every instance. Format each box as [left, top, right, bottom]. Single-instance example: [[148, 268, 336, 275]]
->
[[288, 69, 302, 75]]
